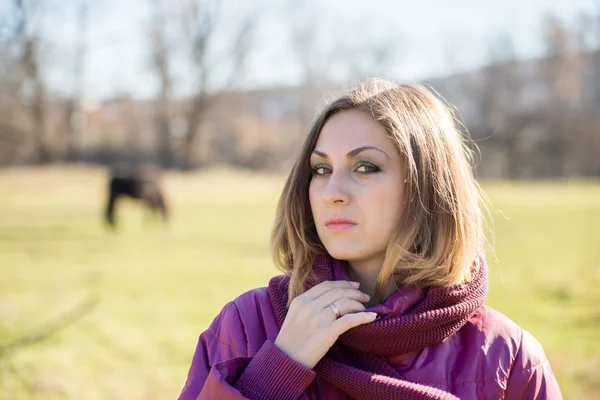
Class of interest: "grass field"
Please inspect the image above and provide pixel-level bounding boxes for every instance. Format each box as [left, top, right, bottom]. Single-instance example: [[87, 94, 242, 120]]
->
[[0, 166, 599, 399]]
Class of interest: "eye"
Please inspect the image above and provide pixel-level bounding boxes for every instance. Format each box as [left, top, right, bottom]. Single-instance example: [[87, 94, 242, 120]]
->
[[311, 163, 332, 176], [355, 161, 380, 174]]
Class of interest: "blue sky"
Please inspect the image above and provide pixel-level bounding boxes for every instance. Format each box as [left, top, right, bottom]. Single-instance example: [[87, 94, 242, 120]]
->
[[38, 0, 600, 100]]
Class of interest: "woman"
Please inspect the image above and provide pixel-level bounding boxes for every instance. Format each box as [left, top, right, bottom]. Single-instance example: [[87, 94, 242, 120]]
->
[[178, 79, 562, 399]]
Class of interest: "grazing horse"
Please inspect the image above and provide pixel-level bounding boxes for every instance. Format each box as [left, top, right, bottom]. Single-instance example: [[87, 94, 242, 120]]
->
[[105, 164, 169, 228]]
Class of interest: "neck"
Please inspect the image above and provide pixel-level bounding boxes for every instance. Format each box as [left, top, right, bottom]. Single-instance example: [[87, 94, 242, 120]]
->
[[347, 259, 396, 307]]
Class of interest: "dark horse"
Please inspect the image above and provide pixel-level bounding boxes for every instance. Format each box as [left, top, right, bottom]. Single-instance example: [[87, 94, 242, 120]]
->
[[105, 164, 169, 228]]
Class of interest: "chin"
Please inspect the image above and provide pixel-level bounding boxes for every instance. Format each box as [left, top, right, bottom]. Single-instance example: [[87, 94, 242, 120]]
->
[[323, 242, 365, 261]]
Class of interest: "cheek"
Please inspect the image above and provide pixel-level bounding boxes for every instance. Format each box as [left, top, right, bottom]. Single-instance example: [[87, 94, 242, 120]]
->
[[308, 184, 320, 219], [365, 185, 404, 231]]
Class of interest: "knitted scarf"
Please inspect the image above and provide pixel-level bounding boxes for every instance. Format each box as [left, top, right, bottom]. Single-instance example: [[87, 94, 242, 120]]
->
[[268, 254, 488, 400]]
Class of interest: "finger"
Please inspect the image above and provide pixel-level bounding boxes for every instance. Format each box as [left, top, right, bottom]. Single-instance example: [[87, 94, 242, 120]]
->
[[314, 287, 370, 310], [331, 312, 378, 336], [302, 280, 360, 300], [325, 298, 366, 319]]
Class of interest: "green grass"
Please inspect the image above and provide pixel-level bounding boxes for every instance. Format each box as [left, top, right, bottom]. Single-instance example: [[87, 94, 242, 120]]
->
[[0, 167, 599, 399]]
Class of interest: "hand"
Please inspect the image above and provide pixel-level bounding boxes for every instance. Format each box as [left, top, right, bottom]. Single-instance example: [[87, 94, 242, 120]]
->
[[274, 280, 377, 369]]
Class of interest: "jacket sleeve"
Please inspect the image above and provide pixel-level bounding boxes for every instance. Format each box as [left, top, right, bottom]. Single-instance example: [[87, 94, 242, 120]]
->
[[504, 328, 563, 400], [178, 301, 316, 400]]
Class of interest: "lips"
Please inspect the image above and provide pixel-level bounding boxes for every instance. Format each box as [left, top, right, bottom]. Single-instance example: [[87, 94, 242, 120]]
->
[[325, 218, 357, 231]]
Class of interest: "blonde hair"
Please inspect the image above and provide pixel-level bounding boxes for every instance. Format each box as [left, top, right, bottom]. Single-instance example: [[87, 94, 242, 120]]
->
[[271, 78, 486, 306]]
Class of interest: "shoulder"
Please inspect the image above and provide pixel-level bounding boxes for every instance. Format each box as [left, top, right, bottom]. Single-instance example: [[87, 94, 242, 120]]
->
[[208, 285, 280, 354], [471, 305, 549, 370], [471, 305, 521, 345], [441, 305, 550, 388], [231, 286, 273, 317], [476, 308, 562, 397]]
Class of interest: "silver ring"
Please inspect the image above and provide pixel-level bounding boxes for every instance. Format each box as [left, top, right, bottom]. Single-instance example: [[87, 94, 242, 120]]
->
[[329, 303, 342, 319]]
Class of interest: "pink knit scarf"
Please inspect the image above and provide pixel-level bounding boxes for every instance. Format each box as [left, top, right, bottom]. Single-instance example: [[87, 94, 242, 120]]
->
[[268, 254, 488, 400]]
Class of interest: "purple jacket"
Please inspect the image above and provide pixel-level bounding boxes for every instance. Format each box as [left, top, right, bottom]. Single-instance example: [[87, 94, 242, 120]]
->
[[178, 284, 562, 399]]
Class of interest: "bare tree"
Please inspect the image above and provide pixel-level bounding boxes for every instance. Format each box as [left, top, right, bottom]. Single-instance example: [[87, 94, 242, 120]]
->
[[285, 2, 402, 125], [467, 33, 530, 178], [64, 0, 88, 160], [283, 2, 336, 127], [333, 28, 401, 86], [540, 15, 583, 105], [149, 0, 174, 167], [15, 0, 52, 163], [178, 0, 215, 170], [0, 1, 29, 164], [146, 0, 260, 170], [538, 15, 589, 177], [576, 8, 600, 176]]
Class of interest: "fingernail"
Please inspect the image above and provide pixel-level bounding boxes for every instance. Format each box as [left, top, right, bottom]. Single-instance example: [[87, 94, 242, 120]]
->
[[368, 312, 378, 319], [350, 281, 360, 287]]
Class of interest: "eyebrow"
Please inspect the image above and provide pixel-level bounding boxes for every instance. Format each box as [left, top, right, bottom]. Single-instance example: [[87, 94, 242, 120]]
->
[[311, 146, 390, 160]]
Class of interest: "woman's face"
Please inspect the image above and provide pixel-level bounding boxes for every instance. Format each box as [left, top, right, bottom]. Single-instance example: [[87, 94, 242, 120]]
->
[[309, 110, 406, 267]]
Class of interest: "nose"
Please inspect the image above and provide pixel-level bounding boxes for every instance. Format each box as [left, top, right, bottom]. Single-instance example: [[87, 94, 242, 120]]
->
[[322, 172, 349, 205]]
